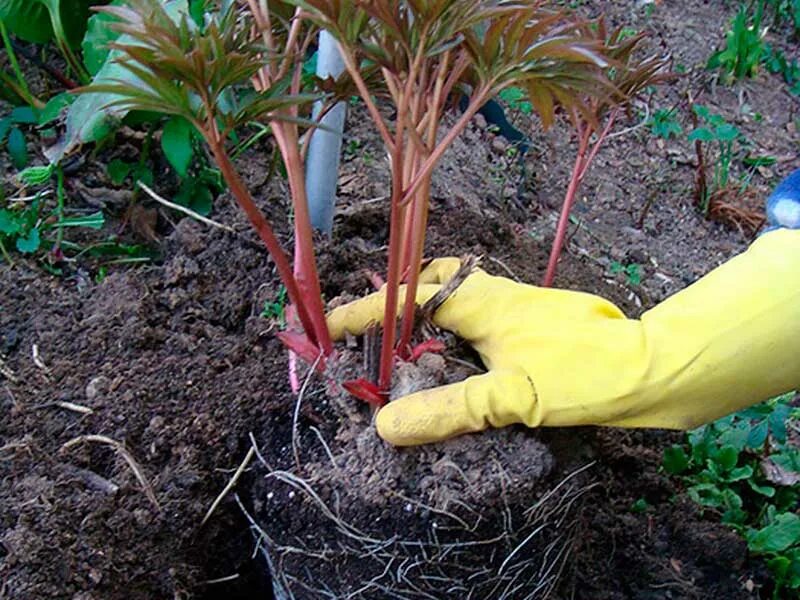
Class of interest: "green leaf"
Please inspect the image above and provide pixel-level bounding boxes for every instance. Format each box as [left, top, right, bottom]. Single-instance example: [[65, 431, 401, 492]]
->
[[38, 93, 74, 125], [714, 445, 739, 471], [132, 164, 154, 188], [174, 176, 214, 216], [688, 483, 725, 508], [53, 211, 104, 229], [161, 116, 194, 177], [747, 513, 800, 554], [189, 0, 207, 26], [663, 445, 690, 474], [0, 0, 53, 43], [11, 106, 38, 124], [7, 126, 28, 169], [715, 123, 740, 142], [718, 421, 750, 451], [190, 184, 213, 216], [107, 159, 132, 185], [746, 420, 768, 449], [688, 127, 714, 142], [693, 105, 712, 120], [15, 227, 40, 253], [743, 155, 776, 167], [630, 498, 650, 513], [748, 479, 776, 497], [0, 209, 21, 235], [726, 464, 753, 481], [81, 0, 125, 76], [45, 0, 190, 163], [769, 402, 791, 443], [0, 117, 10, 143], [17, 165, 53, 186], [0, 0, 93, 47]]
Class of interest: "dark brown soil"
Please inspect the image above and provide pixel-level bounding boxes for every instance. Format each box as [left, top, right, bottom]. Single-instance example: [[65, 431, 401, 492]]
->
[[2, 0, 798, 598]]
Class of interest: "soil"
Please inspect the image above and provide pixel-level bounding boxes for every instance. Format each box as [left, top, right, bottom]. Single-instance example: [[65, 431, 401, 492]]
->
[[2, 0, 799, 598]]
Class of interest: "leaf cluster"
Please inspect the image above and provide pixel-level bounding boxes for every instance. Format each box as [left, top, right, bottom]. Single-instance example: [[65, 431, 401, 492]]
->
[[79, 0, 316, 142], [663, 393, 800, 595], [290, 0, 620, 130], [707, 2, 767, 82]]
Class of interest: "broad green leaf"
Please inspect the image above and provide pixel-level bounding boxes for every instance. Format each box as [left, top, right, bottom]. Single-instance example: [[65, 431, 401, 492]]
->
[[11, 106, 38, 124], [726, 464, 753, 481], [174, 176, 214, 216], [190, 184, 213, 216], [746, 513, 800, 554], [107, 159, 132, 185], [0, 0, 52, 43], [38, 93, 74, 125], [15, 227, 40, 253], [0, 0, 93, 47], [189, 0, 207, 26], [714, 445, 739, 471], [772, 448, 800, 473], [82, 0, 125, 77], [715, 123, 740, 142], [663, 445, 689, 474], [718, 421, 750, 451], [7, 126, 28, 169], [688, 483, 725, 508], [748, 479, 776, 497], [161, 116, 194, 177], [0, 209, 20, 234], [769, 402, 791, 443], [688, 127, 714, 142], [693, 105, 712, 120], [45, 0, 189, 163], [132, 164, 154, 188], [746, 419, 769, 449]]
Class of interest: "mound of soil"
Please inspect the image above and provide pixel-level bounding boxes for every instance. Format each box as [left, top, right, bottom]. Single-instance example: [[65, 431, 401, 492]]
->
[[5, 0, 796, 596]]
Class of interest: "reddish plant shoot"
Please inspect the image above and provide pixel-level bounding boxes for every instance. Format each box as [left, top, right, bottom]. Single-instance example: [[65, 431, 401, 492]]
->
[[81, 0, 338, 357], [542, 22, 670, 287], [293, 0, 613, 400]]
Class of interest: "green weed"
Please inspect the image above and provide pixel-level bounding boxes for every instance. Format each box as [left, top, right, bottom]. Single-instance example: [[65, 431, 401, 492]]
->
[[647, 108, 682, 139], [498, 86, 533, 116], [707, 2, 767, 82], [762, 44, 800, 95], [609, 260, 642, 286], [767, 0, 800, 37], [261, 286, 288, 327], [663, 393, 800, 597], [688, 105, 747, 213]]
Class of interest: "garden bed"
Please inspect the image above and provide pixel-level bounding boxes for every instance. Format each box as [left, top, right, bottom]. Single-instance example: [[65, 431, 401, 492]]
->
[[1, 0, 799, 598]]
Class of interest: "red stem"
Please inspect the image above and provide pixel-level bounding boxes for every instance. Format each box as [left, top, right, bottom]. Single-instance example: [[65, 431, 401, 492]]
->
[[208, 141, 322, 352], [399, 85, 491, 208], [377, 100, 409, 394], [397, 175, 432, 356], [542, 109, 619, 287], [542, 126, 591, 287], [273, 125, 333, 355]]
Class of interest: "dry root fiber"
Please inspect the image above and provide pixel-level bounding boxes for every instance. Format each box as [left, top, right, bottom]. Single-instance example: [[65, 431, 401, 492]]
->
[[246, 353, 598, 599]]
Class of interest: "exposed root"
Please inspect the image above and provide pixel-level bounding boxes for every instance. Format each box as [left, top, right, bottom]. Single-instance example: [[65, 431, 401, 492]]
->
[[706, 185, 766, 236], [60, 434, 160, 511], [245, 451, 596, 599]]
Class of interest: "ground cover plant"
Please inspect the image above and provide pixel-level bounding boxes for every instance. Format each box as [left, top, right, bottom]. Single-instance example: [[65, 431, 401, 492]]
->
[[1, 0, 799, 597], [663, 393, 800, 597]]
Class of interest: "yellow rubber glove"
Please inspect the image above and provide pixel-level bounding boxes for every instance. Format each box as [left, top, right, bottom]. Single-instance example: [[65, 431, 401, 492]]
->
[[327, 229, 800, 446]]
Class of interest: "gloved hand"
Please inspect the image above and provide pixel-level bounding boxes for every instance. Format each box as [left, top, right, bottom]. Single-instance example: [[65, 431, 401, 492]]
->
[[327, 226, 800, 446]]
